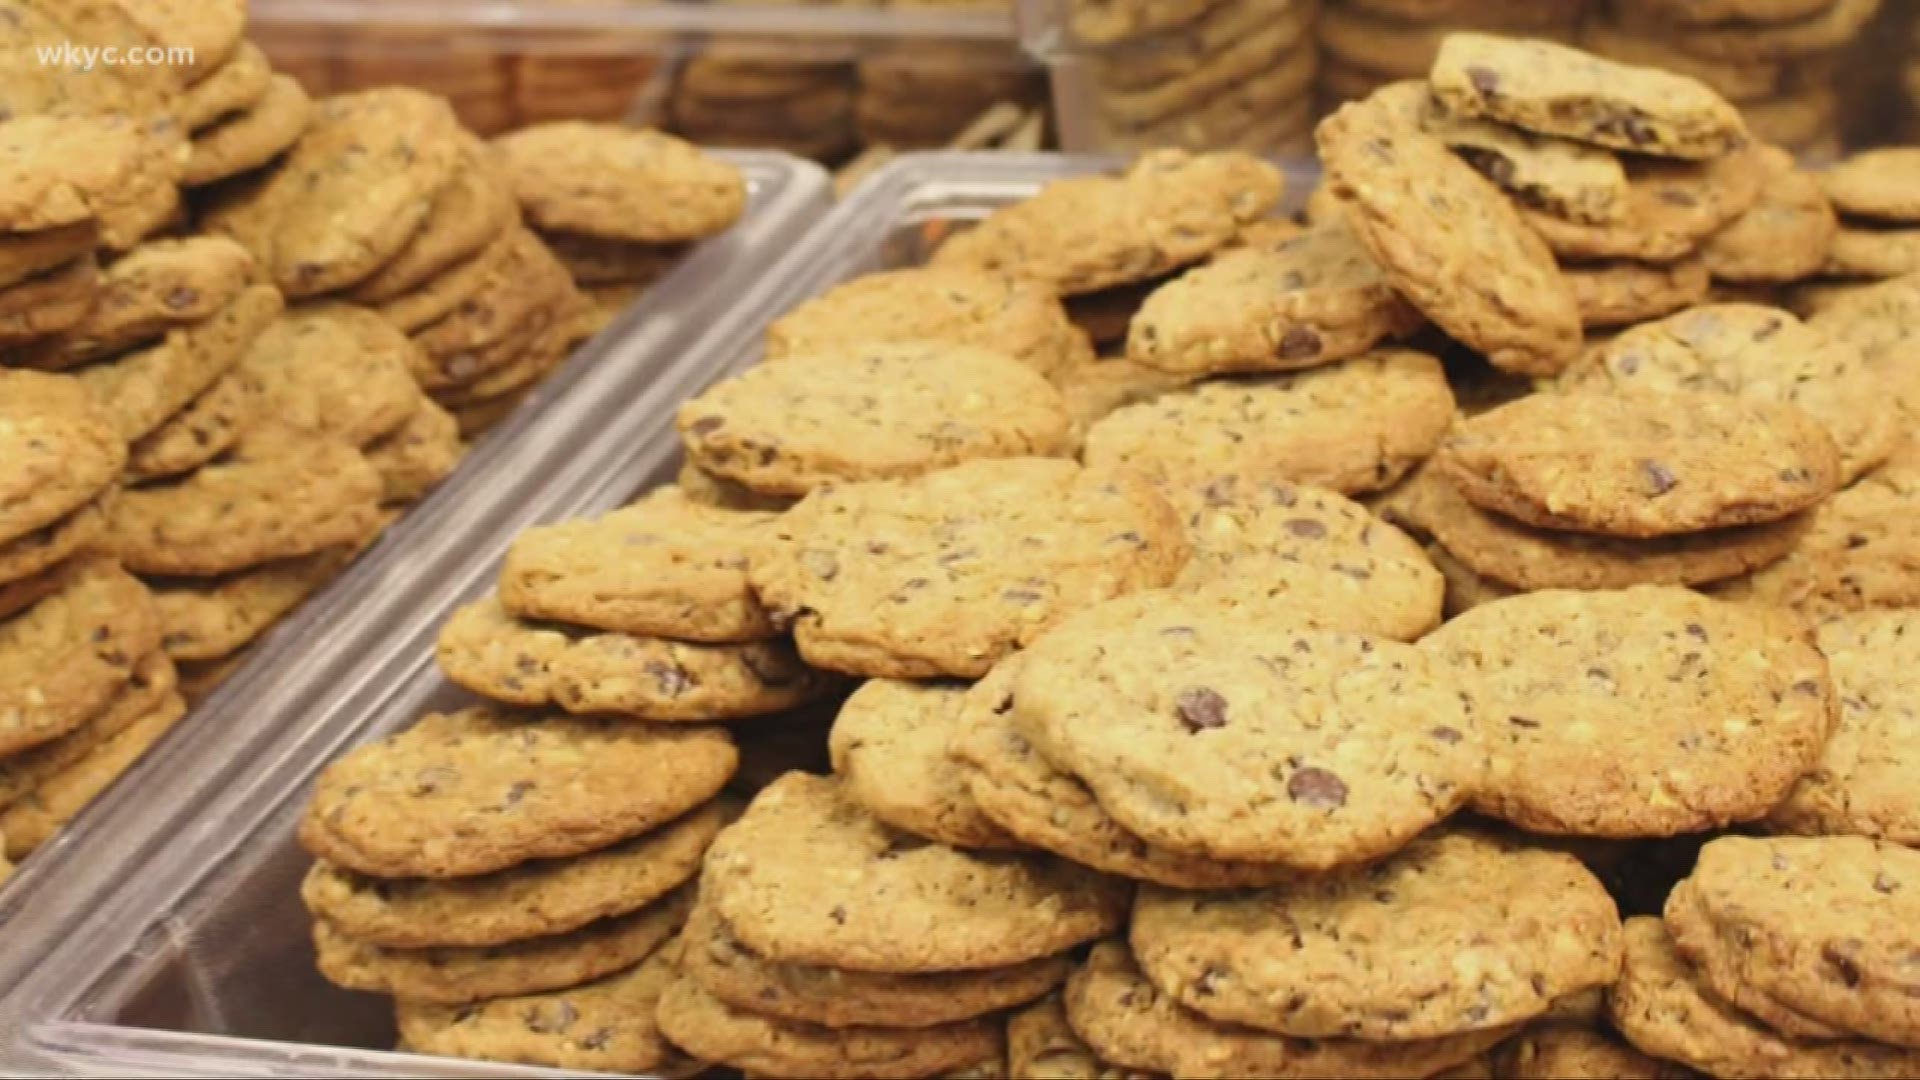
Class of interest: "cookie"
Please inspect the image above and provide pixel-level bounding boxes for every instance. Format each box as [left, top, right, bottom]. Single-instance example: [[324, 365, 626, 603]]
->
[[1492, 1024, 1697, 1079], [1668, 835, 1920, 1047], [1805, 272, 1920, 421], [499, 485, 779, 642], [1664, 878, 1854, 1041], [1564, 304, 1899, 483], [374, 221, 523, 335], [1821, 148, 1920, 223], [828, 678, 1019, 850], [1318, 95, 1582, 376], [1083, 349, 1456, 497], [201, 87, 462, 296], [0, 219, 94, 293], [363, 400, 463, 506], [1435, 390, 1842, 537], [1393, 464, 1812, 591], [181, 73, 314, 188], [0, 687, 186, 859], [1577, 19, 1788, 103], [426, 311, 575, 410], [1050, 354, 1189, 431], [0, 558, 159, 757], [394, 945, 687, 1074], [1416, 96, 1634, 227], [436, 595, 839, 722], [1823, 221, 1920, 279], [123, 368, 257, 483], [492, 123, 746, 244], [1095, 0, 1314, 87], [676, 459, 796, 513], [0, 114, 167, 236], [151, 546, 356, 662], [679, 343, 1076, 498], [1421, 586, 1833, 836], [116, 0, 245, 80], [1065, 0, 1220, 45], [102, 433, 383, 577], [71, 283, 284, 443], [299, 708, 735, 879], [407, 230, 574, 372], [348, 142, 517, 304], [655, 966, 1005, 1080], [237, 303, 424, 447], [0, 499, 105, 589], [177, 39, 272, 131], [1132, 830, 1622, 1040], [1066, 941, 1514, 1080], [1430, 33, 1749, 161], [1011, 590, 1481, 867], [1608, 917, 1920, 1079], [18, 236, 261, 370], [1518, 148, 1766, 263], [765, 268, 1092, 379], [0, 255, 97, 346], [1094, 22, 1317, 130], [702, 773, 1128, 973], [1007, 992, 1145, 1080], [0, 370, 125, 547], [682, 901, 1068, 1030], [313, 884, 692, 1005], [1702, 145, 1838, 283], [1167, 476, 1446, 641], [542, 232, 684, 288], [1317, 4, 1574, 80], [0, 649, 173, 810], [954, 655, 1297, 890], [932, 150, 1283, 296], [1619, 0, 1837, 24], [749, 458, 1187, 679], [1623, 0, 1883, 61], [1565, 258, 1712, 327], [302, 799, 729, 949], [1127, 218, 1424, 377]]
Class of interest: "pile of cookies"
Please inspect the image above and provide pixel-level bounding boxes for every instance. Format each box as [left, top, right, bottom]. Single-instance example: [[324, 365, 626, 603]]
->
[[669, 53, 862, 163], [1806, 148, 1920, 285], [178, 40, 313, 190], [1068, 0, 1321, 155], [854, 42, 1046, 151], [296, 706, 740, 1074], [1581, 0, 1883, 158], [1315, 0, 1586, 105], [491, 122, 750, 339]]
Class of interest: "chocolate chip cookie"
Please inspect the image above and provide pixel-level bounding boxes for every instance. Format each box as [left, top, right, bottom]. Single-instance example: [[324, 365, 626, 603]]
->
[[829, 678, 1020, 850]]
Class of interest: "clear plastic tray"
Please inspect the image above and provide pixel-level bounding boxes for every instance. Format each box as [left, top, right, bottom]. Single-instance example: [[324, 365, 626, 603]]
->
[[251, 0, 1044, 155], [0, 151, 1319, 1078], [0, 148, 831, 1076]]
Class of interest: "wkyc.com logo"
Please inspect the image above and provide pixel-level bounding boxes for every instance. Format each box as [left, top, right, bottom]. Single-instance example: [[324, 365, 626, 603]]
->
[[35, 40, 194, 72]]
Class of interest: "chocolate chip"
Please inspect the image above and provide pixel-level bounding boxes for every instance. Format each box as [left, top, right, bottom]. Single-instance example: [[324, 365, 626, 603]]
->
[[1278, 327, 1323, 361], [1001, 588, 1043, 604], [1430, 726, 1463, 744], [646, 660, 693, 696], [828, 905, 848, 925], [1467, 65, 1500, 96], [1175, 687, 1229, 732], [1509, 715, 1540, 728], [1823, 943, 1863, 988], [1657, 189, 1699, 208], [1793, 679, 1823, 696], [1288, 767, 1348, 809], [1875, 872, 1901, 894], [1641, 460, 1678, 496], [523, 1000, 578, 1033], [501, 780, 535, 808], [163, 286, 200, 311], [578, 1028, 614, 1050], [1285, 518, 1328, 539], [1686, 623, 1709, 642], [687, 416, 725, 437]]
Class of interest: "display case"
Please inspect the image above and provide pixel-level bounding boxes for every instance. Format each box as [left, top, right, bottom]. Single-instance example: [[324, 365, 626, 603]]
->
[[252, 0, 1048, 159]]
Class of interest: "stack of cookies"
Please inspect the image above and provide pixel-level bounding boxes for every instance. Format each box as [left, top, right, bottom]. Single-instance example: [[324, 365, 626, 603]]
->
[[1315, 0, 1586, 107], [1582, 0, 1883, 157], [297, 707, 741, 1075], [1069, 0, 1321, 154], [434, 485, 845, 728], [667, 52, 859, 163], [854, 43, 1044, 150], [199, 88, 588, 439], [658, 772, 1129, 1077], [0, 372, 178, 862], [491, 122, 749, 339], [177, 39, 314, 190], [1613, 837, 1920, 1077], [1807, 148, 1920, 286]]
